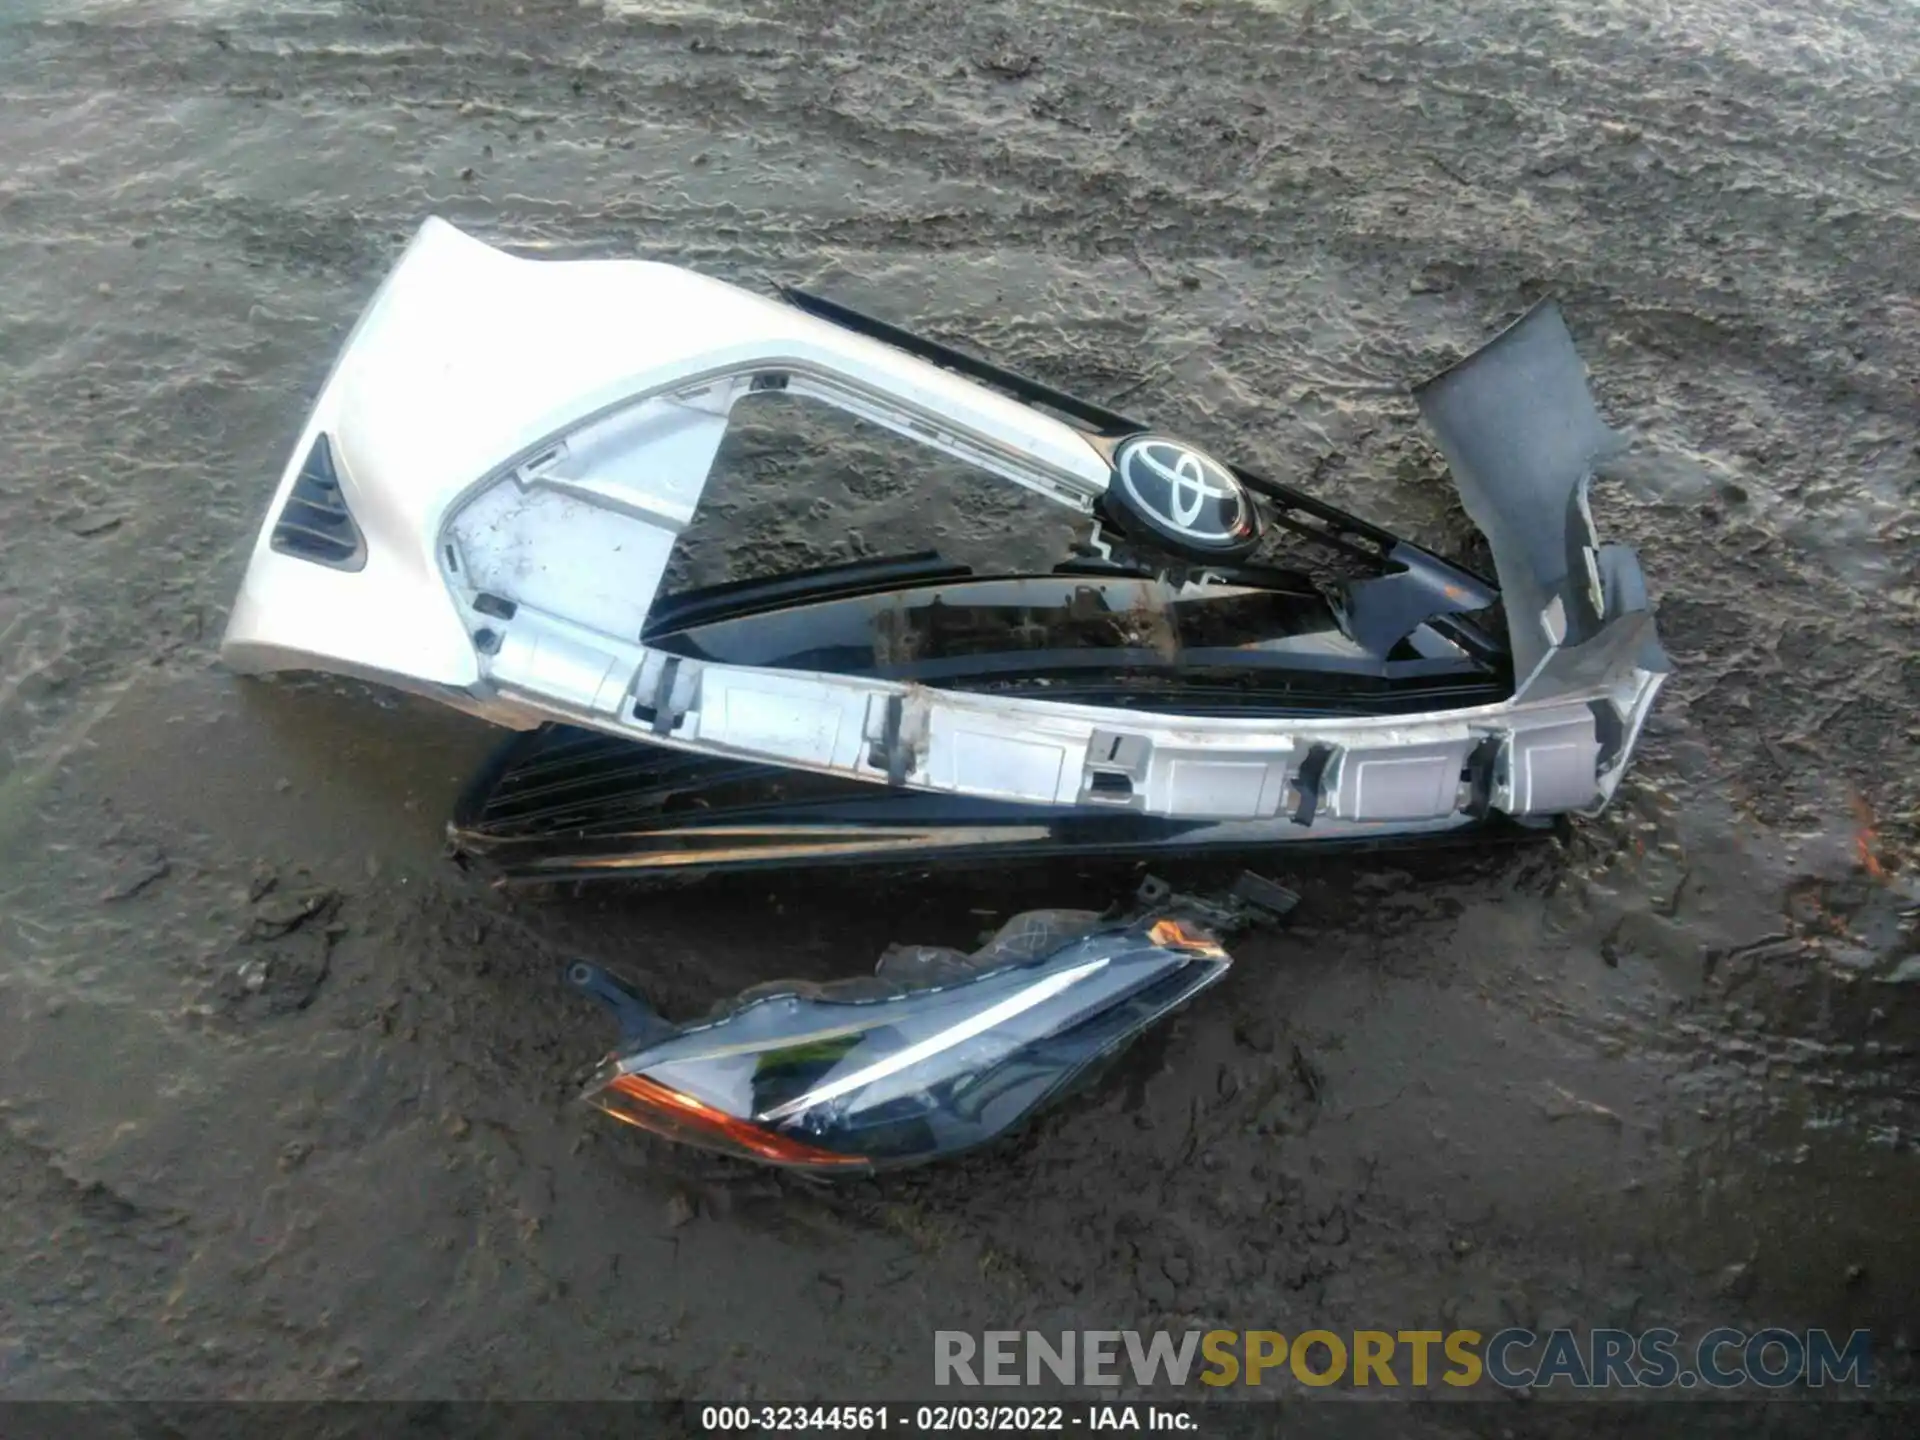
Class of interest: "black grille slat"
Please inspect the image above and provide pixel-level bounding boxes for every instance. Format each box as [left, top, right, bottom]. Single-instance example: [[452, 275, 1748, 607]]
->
[[279, 498, 354, 529], [275, 522, 354, 549], [270, 434, 366, 570]]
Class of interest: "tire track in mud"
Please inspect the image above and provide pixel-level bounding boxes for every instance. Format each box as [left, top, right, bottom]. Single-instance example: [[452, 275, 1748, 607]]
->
[[0, 1115, 196, 1396]]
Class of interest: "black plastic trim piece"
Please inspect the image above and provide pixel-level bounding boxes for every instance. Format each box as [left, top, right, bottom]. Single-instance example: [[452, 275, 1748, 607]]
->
[[447, 726, 1547, 884], [1290, 743, 1336, 827], [643, 551, 974, 639], [881, 694, 908, 785], [1462, 734, 1503, 820], [779, 286, 1138, 435], [270, 434, 366, 571], [777, 285, 1490, 583], [649, 656, 682, 736]]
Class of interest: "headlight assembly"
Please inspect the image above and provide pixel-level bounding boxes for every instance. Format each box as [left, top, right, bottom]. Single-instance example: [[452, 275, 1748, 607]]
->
[[569, 899, 1256, 1173]]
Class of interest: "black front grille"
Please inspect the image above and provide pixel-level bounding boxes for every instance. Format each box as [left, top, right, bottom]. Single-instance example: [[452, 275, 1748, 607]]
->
[[270, 434, 366, 570]]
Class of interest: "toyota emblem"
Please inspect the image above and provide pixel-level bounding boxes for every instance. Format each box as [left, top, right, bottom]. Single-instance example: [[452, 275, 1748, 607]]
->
[[1109, 436, 1257, 555]]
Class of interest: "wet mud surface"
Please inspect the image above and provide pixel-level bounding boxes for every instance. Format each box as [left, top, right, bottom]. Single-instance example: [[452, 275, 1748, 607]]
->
[[2, 0, 1918, 1423]]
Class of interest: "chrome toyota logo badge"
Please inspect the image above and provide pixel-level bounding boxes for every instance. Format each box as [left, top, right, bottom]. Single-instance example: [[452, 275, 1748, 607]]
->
[[1112, 436, 1253, 550]]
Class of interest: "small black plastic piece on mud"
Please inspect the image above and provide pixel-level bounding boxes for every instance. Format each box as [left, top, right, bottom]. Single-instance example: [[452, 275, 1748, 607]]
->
[[1136, 875, 1174, 909], [1229, 870, 1301, 920], [563, 961, 675, 1047], [1133, 871, 1297, 936], [1291, 744, 1336, 827]]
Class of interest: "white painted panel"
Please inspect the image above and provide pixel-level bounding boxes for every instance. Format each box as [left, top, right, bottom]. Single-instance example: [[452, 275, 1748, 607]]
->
[[930, 728, 1068, 802], [1337, 750, 1462, 820], [452, 482, 676, 642], [703, 678, 849, 761], [1153, 759, 1273, 819]]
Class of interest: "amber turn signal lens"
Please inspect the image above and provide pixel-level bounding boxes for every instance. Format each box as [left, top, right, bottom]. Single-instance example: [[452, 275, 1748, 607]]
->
[[593, 1072, 869, 1170], [1147, 917, 1227, 956]]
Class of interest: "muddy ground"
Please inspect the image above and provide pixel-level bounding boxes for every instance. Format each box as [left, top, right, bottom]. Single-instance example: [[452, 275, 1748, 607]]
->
[[2, 0, 1918, 1427]]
